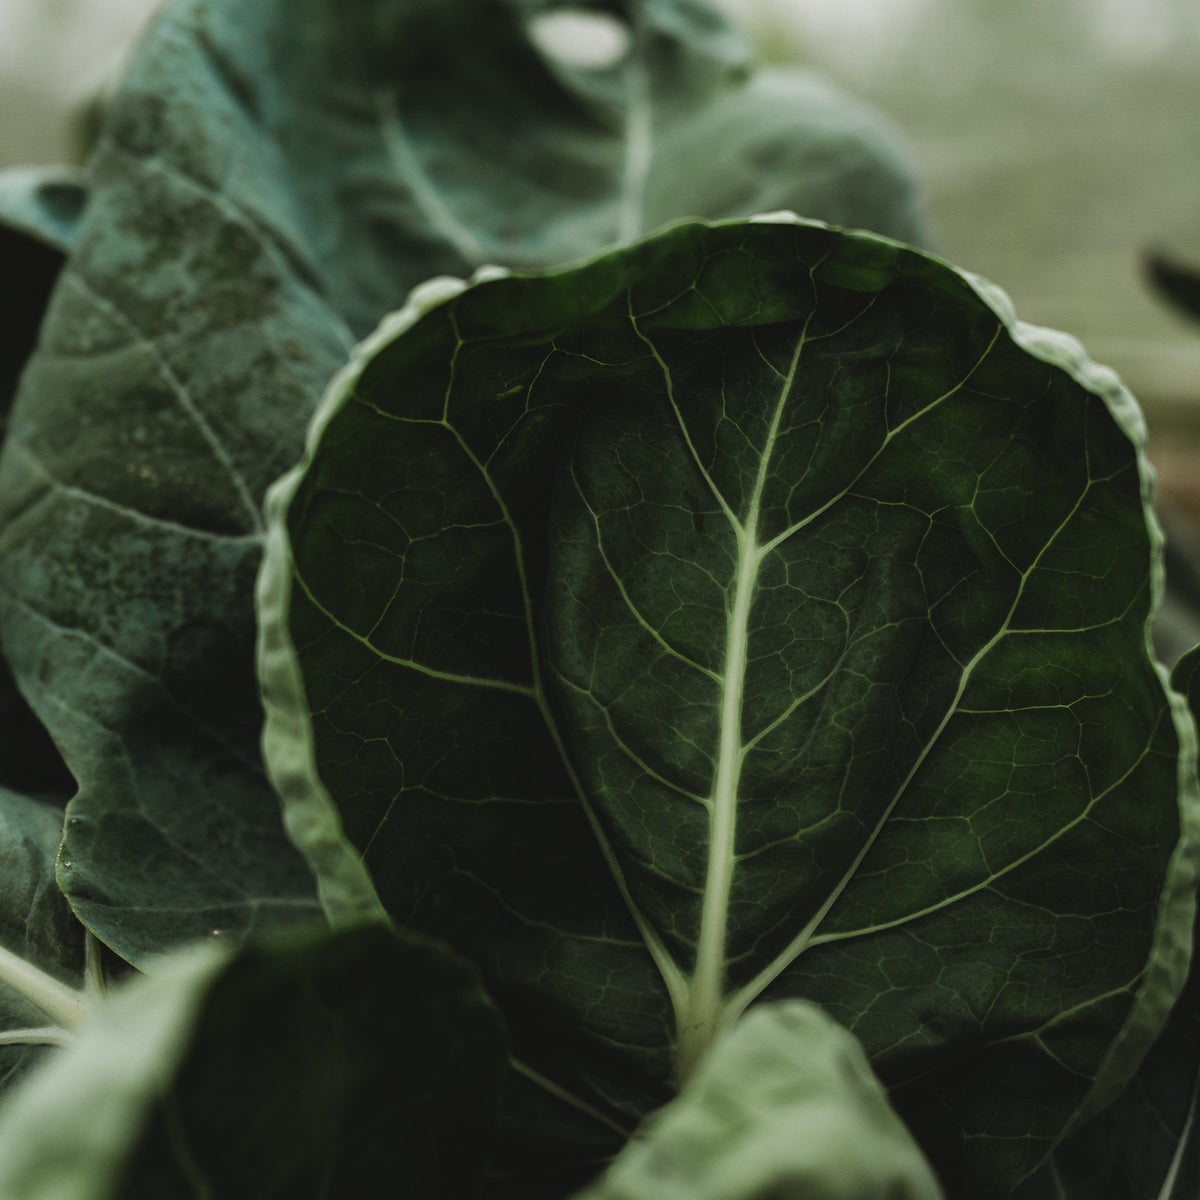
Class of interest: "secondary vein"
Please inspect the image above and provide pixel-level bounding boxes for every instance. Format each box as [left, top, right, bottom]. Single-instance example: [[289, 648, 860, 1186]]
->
[[376, 87, 489, 267]]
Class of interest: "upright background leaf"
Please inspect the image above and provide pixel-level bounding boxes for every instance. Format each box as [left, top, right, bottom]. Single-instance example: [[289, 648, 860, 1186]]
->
[[260, 216, 1199, 1197], [0, 0, 932, 964]]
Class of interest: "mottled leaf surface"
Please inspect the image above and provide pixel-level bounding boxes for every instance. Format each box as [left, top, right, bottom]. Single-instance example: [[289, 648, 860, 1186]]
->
[[0, 0, 930, 964], [0, 923, 506, 1199], [573, 1000, 942, 1200], [260, 217, 1198, 1196]]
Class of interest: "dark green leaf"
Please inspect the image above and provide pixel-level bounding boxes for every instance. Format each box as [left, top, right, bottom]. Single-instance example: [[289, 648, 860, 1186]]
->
[[259, 216, 1198, 1196], [0, 923, 507, 1199], [0, 0, 931, 964], [1032, 644, 1200, 1198]]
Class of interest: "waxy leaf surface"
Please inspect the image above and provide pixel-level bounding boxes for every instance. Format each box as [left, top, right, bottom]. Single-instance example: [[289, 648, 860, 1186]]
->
[[260, 217, 1199, 1196], [0, 0, 929, 963]]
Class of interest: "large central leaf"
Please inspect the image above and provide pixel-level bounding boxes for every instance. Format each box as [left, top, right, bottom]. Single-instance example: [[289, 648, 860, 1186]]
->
[[258, 217, 1199, 1196]]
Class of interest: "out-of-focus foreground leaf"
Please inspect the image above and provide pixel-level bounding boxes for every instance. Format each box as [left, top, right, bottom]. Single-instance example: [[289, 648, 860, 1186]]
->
[[572, 1000, 943, 1200], [0, 923, 506, 1199]]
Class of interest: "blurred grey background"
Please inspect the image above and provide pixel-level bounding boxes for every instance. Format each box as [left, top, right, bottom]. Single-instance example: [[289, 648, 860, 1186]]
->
[[2, 0, 1199, 503]]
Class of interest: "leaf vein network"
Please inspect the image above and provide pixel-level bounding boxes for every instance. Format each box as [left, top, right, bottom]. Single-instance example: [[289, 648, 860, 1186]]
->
[[2, 442, 263, 546], [551, 666, 709, 808], [61, 269, 266, 535], [0, 585, 268, 776], [757, 324, 1005, 559], [101, 138, 355, 347], [569, 462, 723, 686], [292, 568, 536, 698], [721, 454, 1125, 1016]]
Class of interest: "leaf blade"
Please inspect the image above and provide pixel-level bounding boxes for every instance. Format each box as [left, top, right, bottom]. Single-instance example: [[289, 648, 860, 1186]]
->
[[261, 216, 1199, 1194]]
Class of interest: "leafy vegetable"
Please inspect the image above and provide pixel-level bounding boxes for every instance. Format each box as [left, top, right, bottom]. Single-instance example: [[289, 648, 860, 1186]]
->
[[0, 0, 1194, 1196], [0, 923, 506, 1199], [574, 1000, 943, 1200], [258, 212, 1199, 1196], [0, 0, 932, 966]]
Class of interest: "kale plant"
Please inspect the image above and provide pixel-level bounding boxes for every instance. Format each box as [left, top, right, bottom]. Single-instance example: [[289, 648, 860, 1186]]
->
[[0, 1, 1195, 1197]]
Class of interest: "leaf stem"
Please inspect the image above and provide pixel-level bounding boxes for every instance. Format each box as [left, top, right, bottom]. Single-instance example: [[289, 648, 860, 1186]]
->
[[0, 944, 94, 1031], [0, 1027, 74, 1047], [677, 321, 809, 1081], [677, 524, 755, 1080], [83, 933, 107, 1000]]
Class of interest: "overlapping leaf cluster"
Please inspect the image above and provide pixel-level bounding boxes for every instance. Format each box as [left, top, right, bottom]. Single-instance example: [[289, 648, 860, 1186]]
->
[[0, 0, 1194, 1197]]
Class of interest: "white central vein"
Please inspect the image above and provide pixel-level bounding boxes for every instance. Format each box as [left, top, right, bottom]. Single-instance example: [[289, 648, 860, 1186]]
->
[[677, 322, 810, 1078]]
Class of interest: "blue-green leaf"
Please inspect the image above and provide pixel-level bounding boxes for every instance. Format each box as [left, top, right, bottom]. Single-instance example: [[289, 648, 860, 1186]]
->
[[0, 168, 86, 256], [0, 0, 930, 964]]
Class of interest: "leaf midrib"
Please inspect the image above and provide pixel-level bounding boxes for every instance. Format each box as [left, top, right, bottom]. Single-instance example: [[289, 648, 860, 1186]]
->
[[677, 320, 810, 1077]]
